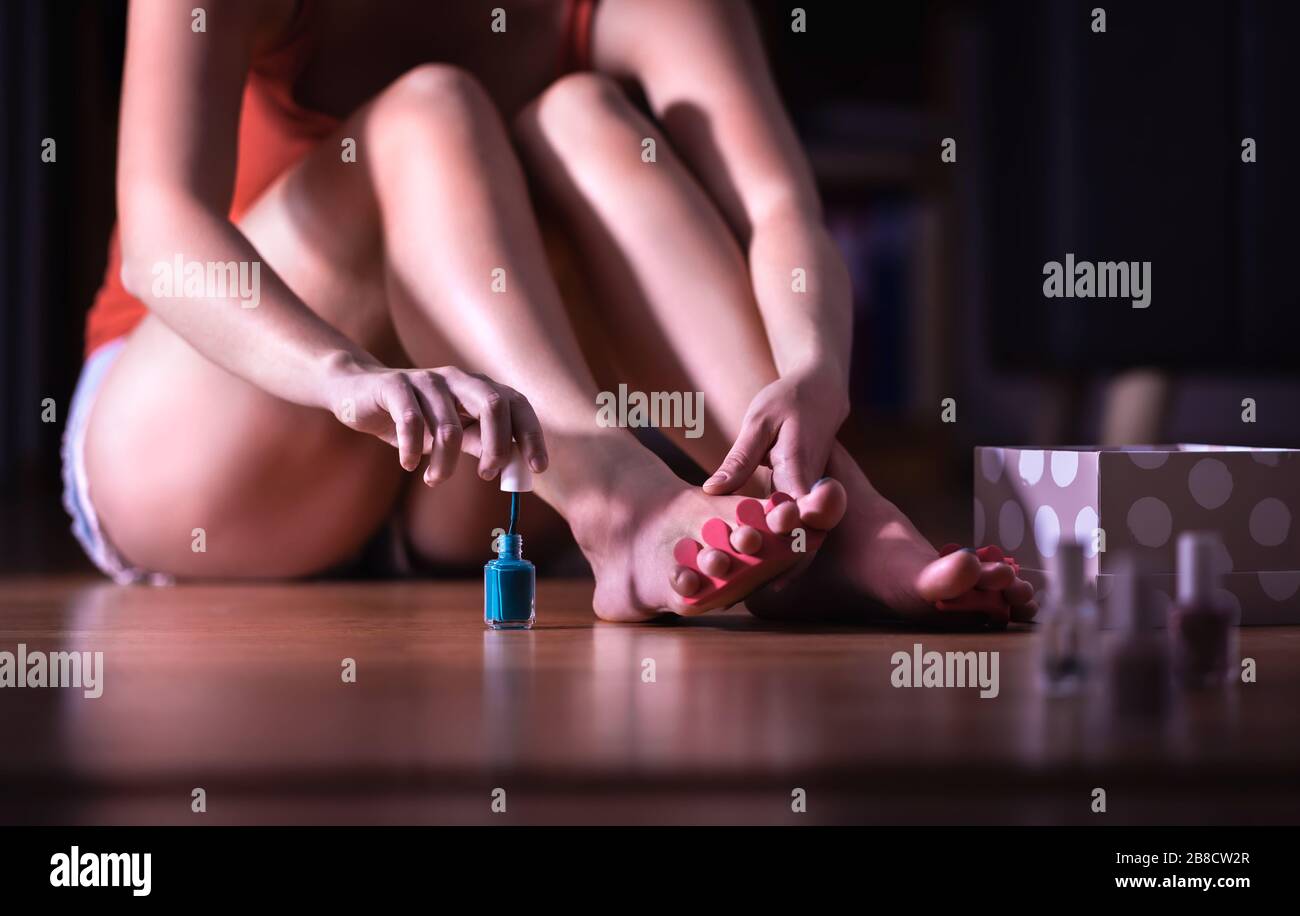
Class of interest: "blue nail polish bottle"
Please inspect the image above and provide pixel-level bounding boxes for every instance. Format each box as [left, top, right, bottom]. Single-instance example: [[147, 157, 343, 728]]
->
[[485, 532, 535, 630], [485, 450, 536, 630]]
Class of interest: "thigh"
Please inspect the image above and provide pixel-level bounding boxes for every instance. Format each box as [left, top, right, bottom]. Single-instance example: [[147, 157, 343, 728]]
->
[[85, 114, 404, 579], [87, 64, 584, 578]]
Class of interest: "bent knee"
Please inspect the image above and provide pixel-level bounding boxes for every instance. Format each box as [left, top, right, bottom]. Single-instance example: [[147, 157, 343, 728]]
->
[[389, 63, 492, 109], [368, 64, 498, 148], [515, 72, 633, 145]]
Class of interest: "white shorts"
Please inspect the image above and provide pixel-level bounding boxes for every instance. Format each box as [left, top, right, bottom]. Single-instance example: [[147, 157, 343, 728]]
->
[[60, 338, 175, 585]]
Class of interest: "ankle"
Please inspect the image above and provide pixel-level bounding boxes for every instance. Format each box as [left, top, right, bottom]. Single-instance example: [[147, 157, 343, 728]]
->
[[533, 432, 673, 529]]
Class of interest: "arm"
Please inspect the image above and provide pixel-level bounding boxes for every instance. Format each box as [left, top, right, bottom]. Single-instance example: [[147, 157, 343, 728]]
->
[[595, 0, 852, 494], [114, 0, 546, 481], [118, 0, 363, 408]]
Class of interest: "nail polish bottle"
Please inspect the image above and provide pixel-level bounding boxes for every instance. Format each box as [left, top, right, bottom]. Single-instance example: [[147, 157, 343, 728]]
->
[[1105, 555, 1171, 721], [1169, 531, 1236, 688], [485, 532, 535, 630], [484, 451, 535, 630], [1039, 541, 1098, 696]]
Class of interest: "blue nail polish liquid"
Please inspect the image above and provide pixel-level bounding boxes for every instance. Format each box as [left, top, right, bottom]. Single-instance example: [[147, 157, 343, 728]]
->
[[485, 532, 535, 629]]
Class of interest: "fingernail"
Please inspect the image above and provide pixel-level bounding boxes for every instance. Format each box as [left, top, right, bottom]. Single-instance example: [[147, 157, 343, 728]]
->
[[961, 547, 977, 554], [705, 472, 727, 487], [812, 477, 832, 490], [529, 456, 544, 472]]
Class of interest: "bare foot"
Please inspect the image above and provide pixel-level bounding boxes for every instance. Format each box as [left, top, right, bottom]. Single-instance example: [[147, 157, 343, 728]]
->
[[572, 464, 847, 621], [747, 444, 1037, 627]]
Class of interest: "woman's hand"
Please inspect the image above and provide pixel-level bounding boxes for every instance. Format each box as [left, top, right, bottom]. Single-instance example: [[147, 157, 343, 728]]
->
[[324, 357, 548, 486], [703, 364, 849, 497]]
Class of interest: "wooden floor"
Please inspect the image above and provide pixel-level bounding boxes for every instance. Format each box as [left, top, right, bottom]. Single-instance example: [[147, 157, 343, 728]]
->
[[2, 575, 1299, 825]]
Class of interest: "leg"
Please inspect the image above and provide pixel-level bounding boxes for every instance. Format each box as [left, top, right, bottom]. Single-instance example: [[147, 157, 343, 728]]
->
[[351, 66, 843, 617], [86, 149, 404, 577], [86, 68, 526, 577], [91, 64, 836, 611], [514, 74, 1034, 621]]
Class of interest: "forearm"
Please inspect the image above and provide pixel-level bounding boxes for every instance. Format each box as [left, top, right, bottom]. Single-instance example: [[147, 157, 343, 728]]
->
[[120, 195, 376, 409], [747, 205, 853, 392]]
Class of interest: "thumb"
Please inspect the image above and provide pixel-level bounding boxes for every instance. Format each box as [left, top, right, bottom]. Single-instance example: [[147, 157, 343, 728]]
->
[[704, 418, 772, 494], [459, 422, 483, 459]]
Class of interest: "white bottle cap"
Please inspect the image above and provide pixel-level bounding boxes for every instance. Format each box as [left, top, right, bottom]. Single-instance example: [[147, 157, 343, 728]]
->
[[1107, 552, 1162, 630], [1106, 553, 1137, 629], [499, 446, 534, 493], [1177, 531, 1222, 605], [1052, 541, 1086, 601]]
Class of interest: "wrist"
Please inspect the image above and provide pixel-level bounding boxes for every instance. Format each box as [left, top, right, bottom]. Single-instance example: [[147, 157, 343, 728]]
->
[[787, 359, 850, 421], [316, 347, 381, 410], [786, 353, 848, 393]]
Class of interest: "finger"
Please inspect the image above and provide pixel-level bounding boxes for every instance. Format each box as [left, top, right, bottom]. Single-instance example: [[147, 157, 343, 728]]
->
[[381, 379, 425, 472], [459, 423, 482, 458], [750, 465, 775, 497], [704, 417, 772, 494], [410, 374, 462, 485], [446, 373, 511, 480], [504, 387, 548, 473], [769, 422, 820, 496]]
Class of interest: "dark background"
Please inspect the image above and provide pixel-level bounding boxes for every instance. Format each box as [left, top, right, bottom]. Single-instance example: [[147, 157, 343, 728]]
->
[[3, 0, 1298, 572]]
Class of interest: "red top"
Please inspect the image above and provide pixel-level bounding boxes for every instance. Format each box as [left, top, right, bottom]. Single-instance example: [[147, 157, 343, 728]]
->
[[84, 0, 598, 358]]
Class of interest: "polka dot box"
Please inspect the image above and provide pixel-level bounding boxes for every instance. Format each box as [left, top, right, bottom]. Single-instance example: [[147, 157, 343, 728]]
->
[[974, 445, 1300, 625]]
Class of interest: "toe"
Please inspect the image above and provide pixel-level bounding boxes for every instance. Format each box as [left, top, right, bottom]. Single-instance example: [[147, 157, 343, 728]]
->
[[1004, 577, 1035, 608], [670, 566, 702, 596], [672, 536, 703, 567], [795, 477, 848, 530], [915, 549, 982, 602], [730, 524, 762, 555], [977, 562, 1015, 591], [1011, 599, 1039, 622], [697, 547, 731, 579], [765, 500, 801, 535]]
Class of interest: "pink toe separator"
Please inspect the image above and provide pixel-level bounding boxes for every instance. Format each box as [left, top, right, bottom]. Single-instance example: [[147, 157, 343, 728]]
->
[[673, 492, 824, 607]]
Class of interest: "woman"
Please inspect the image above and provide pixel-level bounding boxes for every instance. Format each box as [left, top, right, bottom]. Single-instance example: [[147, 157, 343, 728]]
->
[[67, 0, 1035, 623]]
